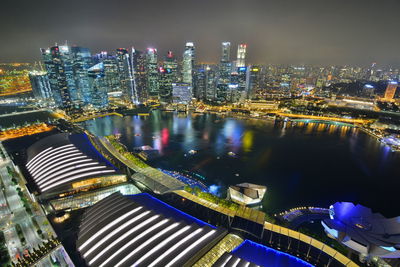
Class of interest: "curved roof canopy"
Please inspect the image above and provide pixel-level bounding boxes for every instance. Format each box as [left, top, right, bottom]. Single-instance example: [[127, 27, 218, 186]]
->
[[77, 193, 225, 267], [26, 133, 117, 194]]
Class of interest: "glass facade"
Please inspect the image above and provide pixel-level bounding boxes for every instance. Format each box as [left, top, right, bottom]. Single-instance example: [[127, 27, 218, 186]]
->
[[182, 42, 195, 86], [145, 48, 159, 97]]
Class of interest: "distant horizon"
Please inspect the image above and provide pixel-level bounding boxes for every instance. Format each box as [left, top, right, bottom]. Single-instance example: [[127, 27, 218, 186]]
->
[[2, 0, 400, 66]]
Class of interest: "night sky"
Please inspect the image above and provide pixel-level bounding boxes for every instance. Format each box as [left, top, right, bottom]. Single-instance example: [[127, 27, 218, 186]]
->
[[1, 0, 400, 66]]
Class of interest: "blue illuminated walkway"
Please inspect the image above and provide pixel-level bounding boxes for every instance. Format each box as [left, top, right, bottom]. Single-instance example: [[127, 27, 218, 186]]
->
[[232, 240, 314, 267]]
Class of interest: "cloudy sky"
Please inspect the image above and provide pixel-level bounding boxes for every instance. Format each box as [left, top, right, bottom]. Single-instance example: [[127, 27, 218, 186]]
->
[[1, 0, 399, 66]]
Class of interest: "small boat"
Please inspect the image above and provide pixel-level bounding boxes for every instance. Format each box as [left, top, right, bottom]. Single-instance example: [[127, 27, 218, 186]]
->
[[228, 151, 236, 156], [134, 133, 141, 136], [188, 150, 197, 155]]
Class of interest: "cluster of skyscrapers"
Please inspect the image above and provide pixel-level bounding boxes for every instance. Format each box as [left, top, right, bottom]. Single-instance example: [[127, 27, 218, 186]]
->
[[29, 41, 264, 112]]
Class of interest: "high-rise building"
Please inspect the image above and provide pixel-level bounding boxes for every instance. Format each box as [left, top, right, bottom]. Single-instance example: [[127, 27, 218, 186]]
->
[[158, 67, 173, 103], [58, 45, 79, 104], [71, 46, 92, 106], [236, 44, 247, 68], [182, 42, 195, 86], [41, 45, 75, 111], [145, 48, 159, 98], [131, 49, 147, 103], [237, 66, 247, 92], [193, 66, 206, 101], [205, 65, 217, 103], [221, 42, 231, 62], [116, 48, 135, 103], [384, 81, 398, 101], [172, 83, 192, 104], [87, 63, 109, 109], [28, 71, 52, 100], [101, 54, 121, 93], [217, 42, 232, 103], [247, 66, 262, 99], [164, 51, 178, 83]]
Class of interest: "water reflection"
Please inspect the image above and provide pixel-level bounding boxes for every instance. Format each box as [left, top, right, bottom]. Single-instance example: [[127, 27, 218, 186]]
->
[[80, 111, 400, 216]]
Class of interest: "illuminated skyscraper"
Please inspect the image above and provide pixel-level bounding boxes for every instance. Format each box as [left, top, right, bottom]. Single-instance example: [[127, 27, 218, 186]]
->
[[247, 66, 262, 99], [205, 65, 217, 103], [87, 63, 109, 108], [159, 67, 173, 103], [221, 42, 231, 62], [41, 45, 75, 111], [145, 48, 159, 97], [236, 44, 247, 68], [71, 46, 92, 106], [217, 42, 232, 103], [28, 71, 52, 100], [182, 42, 195, 86], [193, 66, 206, 100], [384, 81, 398, 101], [58, 45, 79, 105], [116, 48, 135, 103], [164, 51, 178, 83], [131, 49, 147, 103], [101, 54, 121, 93]]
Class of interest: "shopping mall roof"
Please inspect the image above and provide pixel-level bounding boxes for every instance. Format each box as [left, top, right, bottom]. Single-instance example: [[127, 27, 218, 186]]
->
[[25, 133, 119, 194], [213, 239, 313, 267], [77, 192, 226, 267]]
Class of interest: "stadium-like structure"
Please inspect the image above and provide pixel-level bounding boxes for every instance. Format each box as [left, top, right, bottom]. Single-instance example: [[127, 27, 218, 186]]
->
[[322, 202, 400, 258], [77, 193, 316, 267], [77, 192, 226, 267], [25, 133, 138, 210]]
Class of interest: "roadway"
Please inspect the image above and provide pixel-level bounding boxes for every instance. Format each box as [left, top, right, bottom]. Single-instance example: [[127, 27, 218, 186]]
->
[[0, 142, 73, 266], [0, 108, 47, 118]]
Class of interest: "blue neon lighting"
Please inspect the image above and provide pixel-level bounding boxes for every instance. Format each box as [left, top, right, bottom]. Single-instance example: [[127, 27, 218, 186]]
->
[[75, 133, 118, 171], [127, 193, 216, 228], [380, 246, 396, 252], [232, 240, 314, 267]]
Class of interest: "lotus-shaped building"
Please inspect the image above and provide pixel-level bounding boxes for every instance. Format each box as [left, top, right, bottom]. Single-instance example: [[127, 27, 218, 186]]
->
[[322, 202, 400, 258]]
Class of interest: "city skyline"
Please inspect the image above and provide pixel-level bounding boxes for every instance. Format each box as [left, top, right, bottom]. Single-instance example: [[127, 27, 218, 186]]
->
[[1, 0, 400, 66]]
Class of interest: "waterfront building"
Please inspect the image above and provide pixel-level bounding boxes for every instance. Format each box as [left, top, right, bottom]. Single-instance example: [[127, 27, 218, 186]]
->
[[193, 66, 206, 100], [131, 48, 147, 103], [41, 45, 77, 111], [182, 42, 195, 86], [228, 183, 267, 206], [87, 63, 109, 109], [28, 70, 52, 100], [158, 66, 173, 103], [172, 83, 192, 104], [248, 100, 279, 110], [322, 202, 400, 258], [145, 48, 159, 98], [71, 46, 92, 106], [217, 42, 232, 103], [77, 193, 226, 267], [24, 133, 138, 210], [116, 48, 135, 103], [383, 81, 398, 101], [164, 50, 178, 83], [102, 55, 121, 94], [247, 65, 262, 99], [205, 65, 217, 103], [236, 44, 247, 68]]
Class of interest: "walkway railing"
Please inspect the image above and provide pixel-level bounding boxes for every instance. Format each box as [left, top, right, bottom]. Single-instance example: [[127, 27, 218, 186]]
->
[[175, 190, 358, 267]]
